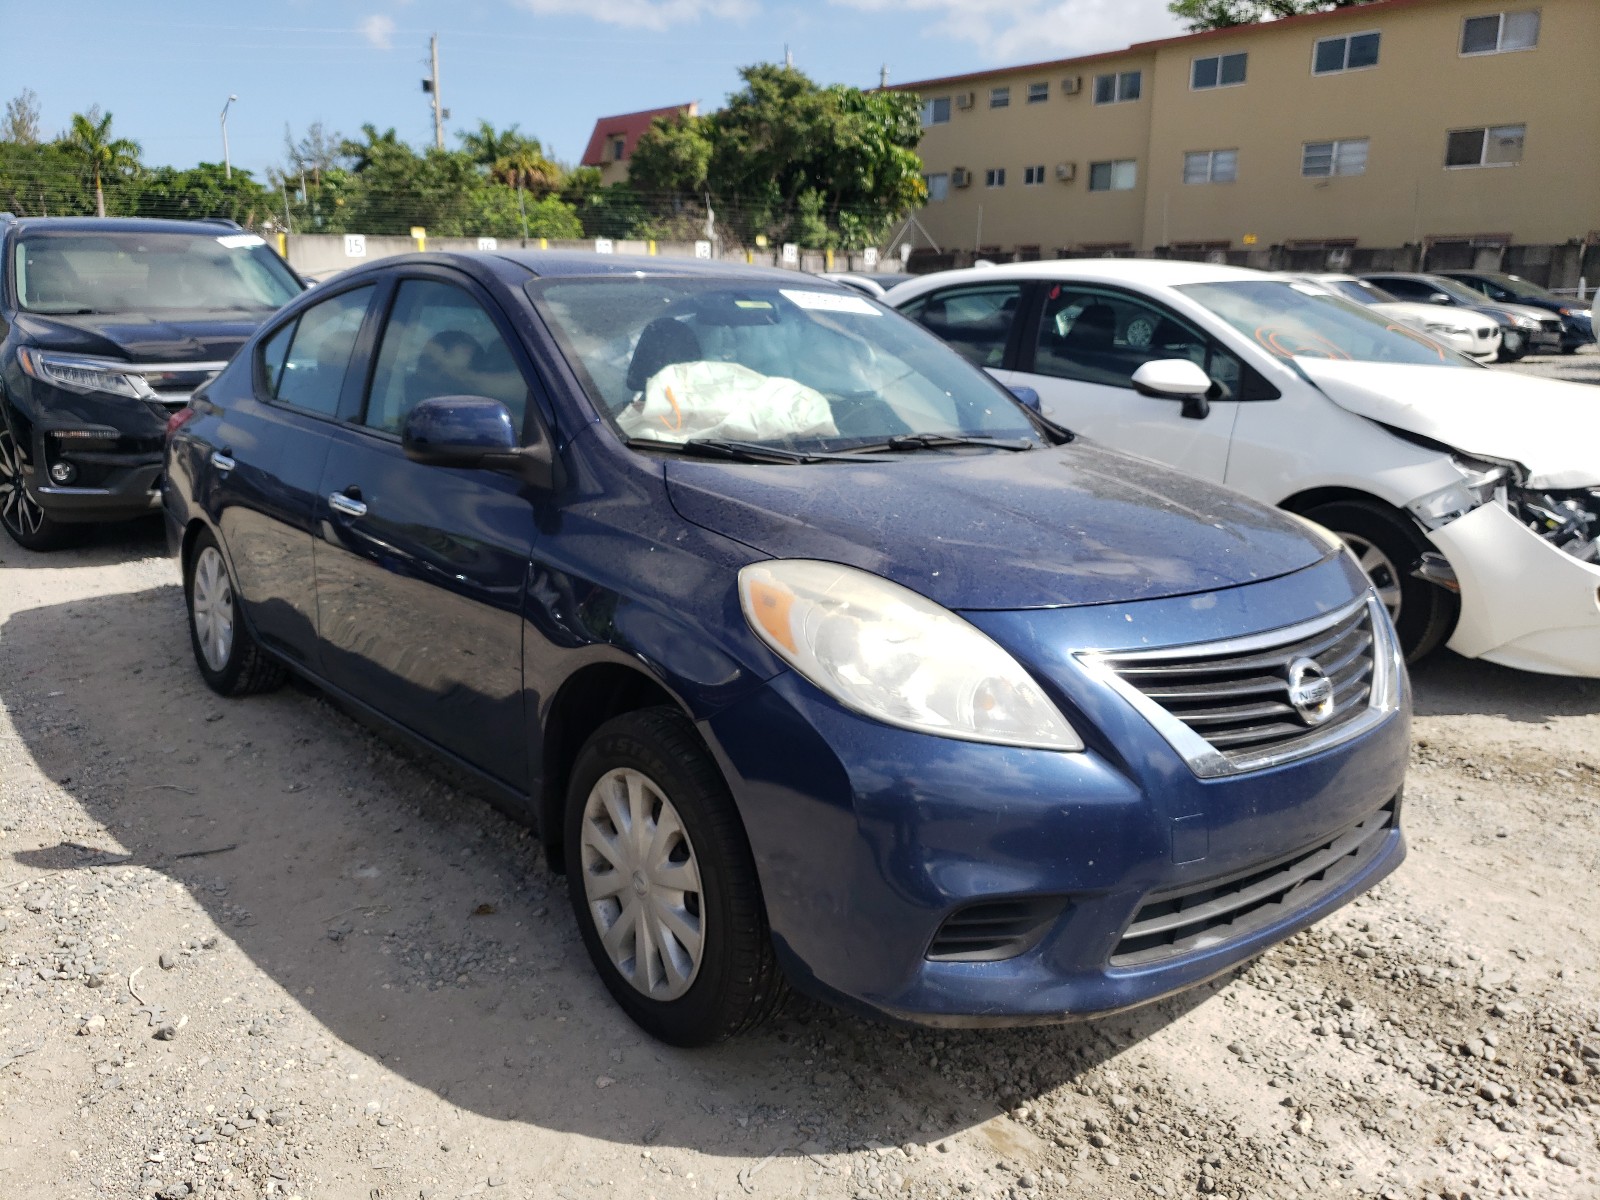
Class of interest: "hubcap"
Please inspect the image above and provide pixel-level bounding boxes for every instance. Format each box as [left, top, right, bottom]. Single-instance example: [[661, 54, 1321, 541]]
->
[[579, 767, 704, 1002], [1340, 532, 1402, 623], [0, 426, 45, 539], [191, 546, 236, 672]]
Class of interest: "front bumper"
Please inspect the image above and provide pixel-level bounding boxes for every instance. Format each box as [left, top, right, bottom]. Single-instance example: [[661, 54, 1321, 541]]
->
[[1432, 502, 1600, 676], [13, 392, 169, 523], [704, 556, 1410, 1025]]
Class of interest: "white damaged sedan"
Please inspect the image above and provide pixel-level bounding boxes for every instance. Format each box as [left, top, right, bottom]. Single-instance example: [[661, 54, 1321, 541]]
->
[[887, 260, 1600, 676]]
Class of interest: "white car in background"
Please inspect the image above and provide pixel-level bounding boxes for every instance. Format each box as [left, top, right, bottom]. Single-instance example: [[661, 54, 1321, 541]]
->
[[887, 260, 1600, 676], [1298, 274, 1501, 361]]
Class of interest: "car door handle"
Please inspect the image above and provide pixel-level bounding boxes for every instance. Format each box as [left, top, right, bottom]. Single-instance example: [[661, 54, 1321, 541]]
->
[[211, 451, 236, 472], [328, 492, 368, 518]]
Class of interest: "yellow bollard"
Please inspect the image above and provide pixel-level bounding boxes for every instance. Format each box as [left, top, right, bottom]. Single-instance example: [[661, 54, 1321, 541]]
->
[[825, 249, 834, 271], [540, 237, 548, 250], [648, 240, 657, 256], [277, 232, 287, 257], [410, 226, 427, 252]]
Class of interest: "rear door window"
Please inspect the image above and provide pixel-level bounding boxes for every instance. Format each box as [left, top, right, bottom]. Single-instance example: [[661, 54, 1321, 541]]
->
[[263, 286, 374, 417], [900, 283, 1025, 368]]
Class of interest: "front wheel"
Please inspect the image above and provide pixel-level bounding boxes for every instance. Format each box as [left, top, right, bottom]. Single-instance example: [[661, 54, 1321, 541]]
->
[[1303, 500, 1457, 663], [1496, 333, 1527, 362], [184, 530, 287, 696], [565, 707, 785, 1046]]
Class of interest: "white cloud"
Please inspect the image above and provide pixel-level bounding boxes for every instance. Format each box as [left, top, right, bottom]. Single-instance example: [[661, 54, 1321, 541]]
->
[[359, 14, 398, 49], [832, 0, 1181, 63], [510, 0, 753, 32]]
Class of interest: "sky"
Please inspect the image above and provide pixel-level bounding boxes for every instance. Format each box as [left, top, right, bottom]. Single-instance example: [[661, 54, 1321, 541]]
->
[[1, 0, 1183, 180]]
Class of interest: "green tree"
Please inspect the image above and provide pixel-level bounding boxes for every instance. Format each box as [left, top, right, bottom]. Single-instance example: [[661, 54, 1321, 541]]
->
[[1168, 0, 1374, 32], [130, 163, 272, 226], [0, 140, 95, 215], [3, 89, 42, 144], [458, 120, 560, 193], [577, 182, 652, 239], [627, 64, 925, 250], [66, 108, 142, 217]]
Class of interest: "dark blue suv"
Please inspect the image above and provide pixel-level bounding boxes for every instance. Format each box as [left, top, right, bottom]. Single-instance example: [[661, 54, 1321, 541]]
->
[[0, 215, 302, 549], [164, 252, 1408, 1045]]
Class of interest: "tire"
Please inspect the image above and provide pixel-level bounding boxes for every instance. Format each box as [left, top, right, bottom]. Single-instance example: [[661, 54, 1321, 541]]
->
[[1303, 500, 1457, 664], [564, 706, 785, 1046], [1496, 334, 1526, 363], [1560, 343, 1581, 355], [0, 416, 82, 551], [184, 529, 287, 697]]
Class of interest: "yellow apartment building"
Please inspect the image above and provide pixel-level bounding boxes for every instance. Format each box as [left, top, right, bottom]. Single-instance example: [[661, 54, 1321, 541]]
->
[[889, 0, 1600, 264]]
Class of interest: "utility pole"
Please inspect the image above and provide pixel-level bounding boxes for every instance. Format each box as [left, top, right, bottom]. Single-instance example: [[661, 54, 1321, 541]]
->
[[220, 94, 238, 179], [425, 34, 444, 150], [879, 64, 889, 89]]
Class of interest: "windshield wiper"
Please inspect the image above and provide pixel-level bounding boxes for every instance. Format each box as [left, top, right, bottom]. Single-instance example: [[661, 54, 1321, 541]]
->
[[631, 437, 855, 464], [834, 432, 1038, 454]]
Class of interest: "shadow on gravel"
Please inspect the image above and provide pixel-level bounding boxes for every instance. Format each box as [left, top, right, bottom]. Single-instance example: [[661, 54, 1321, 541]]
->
[[3, 586, 1222, 1162], [0, 514, 168, 569], [1409, 650, 1599, 725]]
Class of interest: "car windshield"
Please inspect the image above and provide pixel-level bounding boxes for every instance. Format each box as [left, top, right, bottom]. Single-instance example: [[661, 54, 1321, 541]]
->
[[14, 231, 302, 315], [527, 275, 1047, 453], [1178, 280, 1477, 367], [1480, 273, 1565, 304], [1422, 276, 1499, 307]]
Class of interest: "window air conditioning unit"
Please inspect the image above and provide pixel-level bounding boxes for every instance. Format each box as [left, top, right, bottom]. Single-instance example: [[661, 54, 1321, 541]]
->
[[1055, 162, 1077, 182], [955, 91, 976, 110], [1061, 76, 1082, 95], [951, 167, 973, 188]]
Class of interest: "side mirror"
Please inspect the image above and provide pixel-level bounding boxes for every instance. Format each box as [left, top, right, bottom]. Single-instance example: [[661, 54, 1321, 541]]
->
[[401, 395, 559, 488], [1429, 293, 1454, 305], [1131, 359, 1213, 420], [1008, 384, 1042, 412]]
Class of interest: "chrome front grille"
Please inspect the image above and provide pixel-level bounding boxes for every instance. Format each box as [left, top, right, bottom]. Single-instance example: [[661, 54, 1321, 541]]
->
[[1083, 595, 1403, 778]]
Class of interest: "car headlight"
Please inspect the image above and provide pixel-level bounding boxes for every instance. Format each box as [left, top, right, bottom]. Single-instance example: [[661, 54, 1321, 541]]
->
[[1407, 456, 1509, 530], [739, 559, 1083, 751], [1508, 315, 1539, 330], [16, 347, 154, 400], [1424, 323, 1468, 336]]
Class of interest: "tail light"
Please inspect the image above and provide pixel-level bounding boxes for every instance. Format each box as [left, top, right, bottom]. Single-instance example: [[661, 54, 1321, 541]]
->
[[165, 406, 196, 442]]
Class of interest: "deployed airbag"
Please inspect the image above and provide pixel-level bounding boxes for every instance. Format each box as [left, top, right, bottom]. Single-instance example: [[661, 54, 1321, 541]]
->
[[617, 361, 839, 443]]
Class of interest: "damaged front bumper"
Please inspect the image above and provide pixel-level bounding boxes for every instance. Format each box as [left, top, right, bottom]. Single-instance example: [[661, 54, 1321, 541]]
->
[[1430, 502, 1600, 677]]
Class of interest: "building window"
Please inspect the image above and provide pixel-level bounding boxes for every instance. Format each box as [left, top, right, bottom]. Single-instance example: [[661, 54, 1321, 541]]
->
[[1027, 81, 1049, 104], [921, 96, 951, 126], [1088, 159, 1137, 191], [1313, 31, 1381, 73], [610, 137, 626, 161], [1302, 138, 1369, 177], [984, 168, 1007, 188], [989, 86, 1010, 109], [925, 173, 950, 202], [1445, 124, 1526, 167], [1183, 149, 1238, 184], [1093, 71, 1142, 104], [1023, 165, 1047, 185], [1192, 52, 1248, 89], [1461, 10, 1540, 55]]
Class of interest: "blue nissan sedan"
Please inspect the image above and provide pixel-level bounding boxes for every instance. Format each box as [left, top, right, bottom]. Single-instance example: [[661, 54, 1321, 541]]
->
[[164, 252, 1408, 1046]]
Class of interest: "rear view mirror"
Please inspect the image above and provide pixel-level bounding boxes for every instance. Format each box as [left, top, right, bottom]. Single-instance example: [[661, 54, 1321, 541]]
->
[[1429, 293, 1454, 305], [1008, 384, 1042, 412], [402, 394, 560, 488]]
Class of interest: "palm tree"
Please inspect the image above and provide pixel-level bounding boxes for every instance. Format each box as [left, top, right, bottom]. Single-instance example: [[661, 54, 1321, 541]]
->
[[340, 124, 405, 173], [67, 109, 141, 217], [458, 120, 560, 194]]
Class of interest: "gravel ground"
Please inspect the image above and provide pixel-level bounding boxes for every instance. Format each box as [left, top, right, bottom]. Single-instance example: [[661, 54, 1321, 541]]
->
[[1497, 342, 1600, 385], [2, 521, 1598, 1200]]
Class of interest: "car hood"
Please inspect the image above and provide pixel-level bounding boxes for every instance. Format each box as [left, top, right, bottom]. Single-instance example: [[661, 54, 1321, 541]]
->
[[13, 310, 268, 363], [1477, 301, 1556, 324], [1372, 301, 1492, 328], [1297, 359, 1600, 489], [664, 442, 1332, 610]]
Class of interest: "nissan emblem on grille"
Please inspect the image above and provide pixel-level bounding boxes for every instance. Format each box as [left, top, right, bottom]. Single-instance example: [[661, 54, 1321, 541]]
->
[[1286, 656, 1335, 725]]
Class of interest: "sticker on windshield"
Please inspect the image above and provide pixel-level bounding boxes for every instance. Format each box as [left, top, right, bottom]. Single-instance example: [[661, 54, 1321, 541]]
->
[[216, 234, 266, 249], [780, 289, 881, 316], [734, 299, 774, 310]]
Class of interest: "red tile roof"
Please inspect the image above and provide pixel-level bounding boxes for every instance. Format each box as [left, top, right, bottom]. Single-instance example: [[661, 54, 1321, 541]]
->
[[580, 103, 697, 168]]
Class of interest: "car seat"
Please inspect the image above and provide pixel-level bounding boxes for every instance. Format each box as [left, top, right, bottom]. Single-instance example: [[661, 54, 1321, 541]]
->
[[627, 318, 702, 393]]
